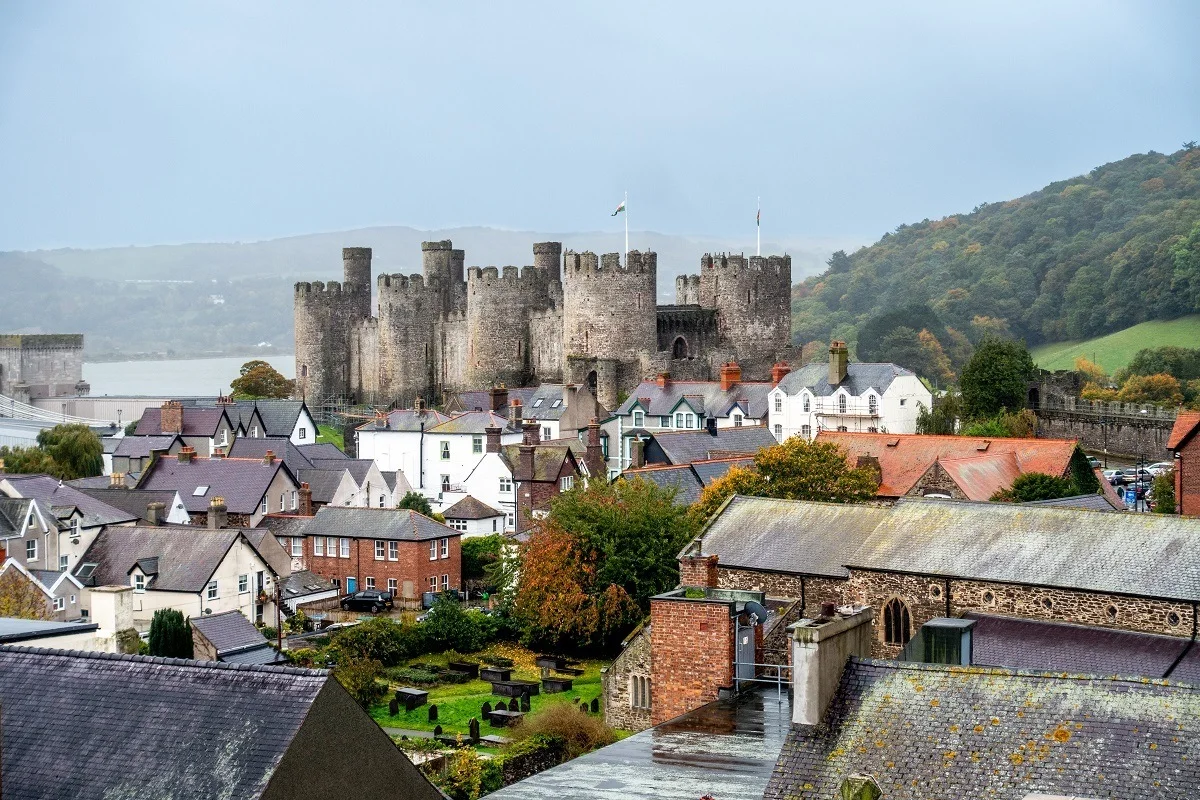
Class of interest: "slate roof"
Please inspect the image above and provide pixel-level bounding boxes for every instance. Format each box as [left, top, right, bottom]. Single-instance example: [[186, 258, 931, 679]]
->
[[283, 570, 337, 601], [301, 506, 456, 541], [77, 488, 182, 523], [451, 387, 539, 415], [815, 431, 1079, 497], [698, 496, 893, 578], [297, 468, 351, 504], [936, 451, 1022, 500], [763, 658, 1200, 799], [248, 400, 308, 437], [74, 526, 257, 592], [0, 646, 329, 799], [192, 610, 284, 664], [135, 406, 230, 437], [242, 528, 293, 579], [1168, 411, 1200, 450], [614, 378, 774, 420], [775, 361, 915, 397], [623, 464, 705, 506], [428, 410, 513, 435], [0, 618, 99, 643], [647, 424, 777, 464], [501, 443, 578, 482], [691, 456, 754, 485], [296, 442, 346, 461], [963, 611, 1196, 680], [140, 457, 292, 514], [1023, 492, 1120, 512], [443, 495, 504, 520], [0, 496, 35, 538], [358, 408, 450, 432], [312, 458, 373, 483], [229, 437, 317, 472], [112, 434, 181, 459], [2, 474, 138, 528]]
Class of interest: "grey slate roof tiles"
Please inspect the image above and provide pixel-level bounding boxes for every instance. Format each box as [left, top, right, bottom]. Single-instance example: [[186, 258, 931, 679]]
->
[[301, 506, 456, 541], [140, 457, 290, 514], [229, 436, 316, 471], [2, 474, 138, 528], [0, 496, 33, 537], [75, 526, 247, 592], [443, 495, 504, 520], [614, 378, 775, 420], [77, 488, 181, 523], [764, 658, 1200, 799], [648, 424, 776, 464], [775, 361, 915, 397], [623, 465, 705, 506], [192, 609, 273, 654], [112, 434, 180, 458], [135, 406, 230, 437], [0, 646, 328, 799]]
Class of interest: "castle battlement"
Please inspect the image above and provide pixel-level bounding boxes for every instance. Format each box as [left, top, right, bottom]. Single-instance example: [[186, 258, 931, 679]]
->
[[421, 240, 454, 252], [294, 280, 364, 296], [467, 265, 558, 287], [377, 273, 426, 292], [701, 252, 791, 276], [563, 250, 656, 277]]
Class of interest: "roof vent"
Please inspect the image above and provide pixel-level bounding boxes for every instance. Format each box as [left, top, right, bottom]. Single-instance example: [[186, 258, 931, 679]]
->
[[976, 440, 991, 451], [885, 438, 900, 447]]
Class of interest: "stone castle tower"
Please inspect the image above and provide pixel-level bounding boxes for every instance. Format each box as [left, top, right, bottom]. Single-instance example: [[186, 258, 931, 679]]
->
[[294, 241, 794, 410]]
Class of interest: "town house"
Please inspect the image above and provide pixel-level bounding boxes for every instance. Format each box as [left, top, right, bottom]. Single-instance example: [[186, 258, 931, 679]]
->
[[133, 400, 236, 456], [139, 447, 300, 526]]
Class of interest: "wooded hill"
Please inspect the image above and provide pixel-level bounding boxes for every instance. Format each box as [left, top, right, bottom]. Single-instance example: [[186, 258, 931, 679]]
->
[[793, 146, 1200, 353]]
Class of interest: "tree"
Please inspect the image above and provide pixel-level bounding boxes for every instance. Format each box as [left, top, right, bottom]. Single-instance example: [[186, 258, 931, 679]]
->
[[462, 534, 504, 584], [0, 445, 58, 476], [37, 423, 103, 479], [397, 491, 434, 516], [1116, 373, 1184, 406], [826, 250, 853, 275], [230, 360, 295, 399], [331, 616, 424, 666], [147, 608, 194, 658], [692, 437, 879, 522], [959, 409, 1037, 439], [548, 478, 700, 609], [422, 593, 487, 653], [915, 395, 960, 435], [991, 472, 1074, 502], [1074, 356, 1107, 384], [333, 657, 387, 709], [1152, 470, 1176, 514], [0, 569, 52, 619], [958, 337, 1035, 420]]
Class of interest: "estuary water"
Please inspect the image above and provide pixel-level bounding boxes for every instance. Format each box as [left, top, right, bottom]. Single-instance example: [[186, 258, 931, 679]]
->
[[83, 355, 295, 397]]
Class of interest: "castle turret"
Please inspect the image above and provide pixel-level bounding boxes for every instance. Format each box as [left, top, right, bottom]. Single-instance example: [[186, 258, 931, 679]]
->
[[376, 273, 437, 407], [422, 240, 466, 314], [532, 242, 562, 274], [675, 274, 700, 305], [698, 252, 792, 373], [294, 279, 366, 405], [342, 247, 373, 318]]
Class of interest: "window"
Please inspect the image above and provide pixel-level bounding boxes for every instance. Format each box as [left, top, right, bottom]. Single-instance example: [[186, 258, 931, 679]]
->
[[388, 541, 399, 561], [252, 425, 259, 437], [332, 577, 341, 590], [301, 364, 309, 377], [802, 395, 810, 413], [291, 491, 298, 511], [543, 426, 552, 441], [492, 519, 498, 532], [532, 398, 544, 408], [26, 540, 37, 561], [430, 541, 438, 560], [838, 395, 847, 414], [291, 537, 303, 557], [299, 427, 307, 440], [472, 434, 483, 454], [59, 554, 69, 572], [733, 414, 743, 427], [388, 578, 397, 594], [207, 581, 219, 601], [194, 486, 210, 497], [239, 574, 249, 593], [54, 597, 65, 612], [675, 412, 684, 428], [899, 398, 907, 406], [442, 574, 450, 591], [379, 495, 386, 508], [883, 598, 911, 645], [449, 518, 468, 532], [366, 577, 376, 590], [837, 425, 848, 432], [659, 416, 669, 427], [632, 410, 644, 428], [261, 497, 269, 514], [70, 518, 80, 536], [630, 675, 651, 709], [133, 574, 145, 593], [440, 538, 449, 558], [339, 538, 350, 558], [506, 513, 515, 528], [428, 576, 438, 592], [440, 441, 450, 460], [868, 395, 878, 415], [560, 476, 574, 491], [375, 540, 386, 560], [775, 395, 783, 413], [327, 536, 337, 556], [551, 400, 561, 409], [801, 424, 812, 439], [774, 424, 783, 440], [499, 476, 513, 493], [70, 594, 76, 604], [280, 493, 285, 512], [314, 537, 324, 556]]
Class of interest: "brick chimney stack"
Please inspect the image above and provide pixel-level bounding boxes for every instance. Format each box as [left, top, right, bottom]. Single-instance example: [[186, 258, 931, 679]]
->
[[177, 446, 196, 464], [516, 445, 534, 533], [522, 421, 540, 446], [771, 361, 791, 385], [109, 472, 126, 489], [374, 409, 387, 430], [160, 400, 183, 435], [299, 482, 313, 516], [263, 450, 276, 466], [484, 425, 502, 454], [719, 362, 742, 392], [208, 497, 228, 530], [509, 398, 523, 429], [414, 397, 426, 413], [489, 384, 509, 413], [829, 341, 849, 386], [630, 438, 645, 469], [146, 501, 165, 526], [656, 372, 671, 389], [585, 418, 605, 476]]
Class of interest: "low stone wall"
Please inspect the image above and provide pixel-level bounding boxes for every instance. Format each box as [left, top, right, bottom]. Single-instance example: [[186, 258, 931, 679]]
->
[[1036, 411, 1174, 459]]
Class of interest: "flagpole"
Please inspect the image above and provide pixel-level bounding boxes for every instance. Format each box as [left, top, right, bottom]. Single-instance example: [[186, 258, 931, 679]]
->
[[757, 196, 761, 257], [624, 190, 629, 258]]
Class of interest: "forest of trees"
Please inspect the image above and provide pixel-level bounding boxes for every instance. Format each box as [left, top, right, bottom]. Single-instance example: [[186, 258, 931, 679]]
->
[[793, 146, 1200, 369]]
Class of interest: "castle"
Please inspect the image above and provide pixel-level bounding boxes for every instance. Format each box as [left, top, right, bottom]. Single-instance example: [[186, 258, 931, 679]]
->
[[294, 241, 795, 410]]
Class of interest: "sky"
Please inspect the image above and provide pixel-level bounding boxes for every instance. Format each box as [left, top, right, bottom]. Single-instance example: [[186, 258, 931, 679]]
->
[[0, 1, 1197, 251]]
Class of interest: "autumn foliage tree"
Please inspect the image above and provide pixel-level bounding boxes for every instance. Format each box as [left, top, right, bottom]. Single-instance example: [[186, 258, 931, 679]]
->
[[0, 568, 52, 620], [1116, 373, 1184, 406], [230, 359, 295, 399]]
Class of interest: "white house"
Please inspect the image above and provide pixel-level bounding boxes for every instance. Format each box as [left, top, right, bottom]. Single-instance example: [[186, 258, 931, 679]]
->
[[768, 342, 931, 442], [441, 495, 507, 538]]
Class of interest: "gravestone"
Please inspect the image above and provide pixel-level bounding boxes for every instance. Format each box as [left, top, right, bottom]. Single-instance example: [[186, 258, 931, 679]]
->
[[508, 698, 520, 712], [481, 701, 492, 717], [428, 704, 438, 722], [389, 698, 400, 716], [468, 717, 481, 742], [520, 692, 531, 712], [590, 698, 599, 713], [433, 725, 443, 737]]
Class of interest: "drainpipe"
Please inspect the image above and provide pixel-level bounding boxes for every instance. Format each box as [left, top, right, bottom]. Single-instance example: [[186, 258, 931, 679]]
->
[[944, 578, 952, 617], [1164, 601, 1198, 679], [800, 576, 806, 617], [419, 420, 425, 490]]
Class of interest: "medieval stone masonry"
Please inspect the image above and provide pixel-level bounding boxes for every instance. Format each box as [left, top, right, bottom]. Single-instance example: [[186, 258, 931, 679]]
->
[[294, 242, 795, 410]]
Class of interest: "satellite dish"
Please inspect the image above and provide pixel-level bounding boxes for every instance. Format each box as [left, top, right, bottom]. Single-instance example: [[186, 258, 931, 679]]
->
[[744, 600, 770, 626]]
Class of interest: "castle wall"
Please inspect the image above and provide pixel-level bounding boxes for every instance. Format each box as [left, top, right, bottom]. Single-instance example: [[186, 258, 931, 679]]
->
[[295, 282, 363, 405], [466, 266, 545, 388], [675, 274, 700, 305], [434, 314, 469, 394], [0, 334, 85, 401], [350, 319, 380, 402], [376, 274, 437, 407], [529, 308, 564, 384], [698, 254, 792, 376]]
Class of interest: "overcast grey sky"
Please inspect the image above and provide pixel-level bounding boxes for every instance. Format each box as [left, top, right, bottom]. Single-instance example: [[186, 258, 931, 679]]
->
[[1, 1, 1196, 251]]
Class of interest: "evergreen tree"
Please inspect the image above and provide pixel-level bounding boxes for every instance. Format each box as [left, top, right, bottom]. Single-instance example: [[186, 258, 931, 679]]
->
[[959, 337, 1035, 420], [148, 608, 194, 659]]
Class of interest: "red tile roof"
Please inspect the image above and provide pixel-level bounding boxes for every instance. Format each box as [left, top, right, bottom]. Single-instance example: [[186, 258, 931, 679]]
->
[[936, 452, 1022, 501], [1167, 412, 1200, 450], [815, 431, 1079, 498]]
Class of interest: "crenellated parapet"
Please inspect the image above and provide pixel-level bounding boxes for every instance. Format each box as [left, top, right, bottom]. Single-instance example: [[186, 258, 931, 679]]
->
[[698, 251, 793, 371], [675, 274, 701, 305]]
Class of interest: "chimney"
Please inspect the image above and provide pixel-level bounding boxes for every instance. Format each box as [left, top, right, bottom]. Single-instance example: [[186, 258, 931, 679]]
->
[[630, 437, 645, 469], [177, 446, 196, 464], [522, 421, 540, 446], [216, 394, 236, 406], [146, 501, 165, 526], [585, 418, 605, 475], [109, 472, 126, 489], [299, 482, 313, 516], [706, 417, 718, 437], [489, 384, 509, 413], [160, 400, 183, 435], [771, 361, 791, 385], [855, 455, 882, 489], [656, 372, 671, 389], [679, 554, 719, 588], [211, 447, 226, 459], [263, 449, 276, 466], [829, 341, 849, 386], [562, 384, 574, 408], [509, 398, 523, 429], [374, 409, 387, 430], [719, 362, 742, 392], [790, 606, 874, 726], [414, 396, 426, 413], [516, 445, 534, 533], [484, 425, 503, 454], [208, 496, 228, 530]]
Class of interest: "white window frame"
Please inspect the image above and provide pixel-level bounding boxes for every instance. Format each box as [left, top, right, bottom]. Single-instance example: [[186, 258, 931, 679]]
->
[[441, 574, 450, 591], [560, 476, 574, 492], [327, 536, 337, 556], [868, 394, 878, 415], [26, 540, 37, 561], [133, 574, 145, 593], [441, 474, 451, 493], [238, 574, 249, 594], [775, 395, 783, 413], [802, 395, 811, 412], [388, 541, 399, 561], [801, 424, 812, 439], [675, 412, 684, 428], [314, 537, 324, 556], [428, 575, 438, 592], [206, 581, 219, 601], [632, 410, 644, 428], [261, 497, 268, 514], [543, 426, 552, 441], [291, 537, 303, 557], [339, 538, 350, 558], [375, 540, 386, 560], [291, 490, 298, 510], [440, 538, 449, 558], [59, 554, 69, 572], [440, 441, 451, 460], [774, 423, 783, 439], [499, 476, 513, 493], [733, 414, 743, 427], [54, 596, 65, 612], [299, 427, 307, 440], [449, 519, 468, 532], [472, 434, 483, 454], [838, 394, 847, 414], [429, 540, 438, 561], [387, 578, 397, 594], [379, 495, 386, 508], [365, 576, 375, 590]]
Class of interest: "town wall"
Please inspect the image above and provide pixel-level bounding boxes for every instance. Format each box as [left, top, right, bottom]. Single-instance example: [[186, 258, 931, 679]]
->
[[601, 625, 652, 732], [1036, 410, 1173, 460]]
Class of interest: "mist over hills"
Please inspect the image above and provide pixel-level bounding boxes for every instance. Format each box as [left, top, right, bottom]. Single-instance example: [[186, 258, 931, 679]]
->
[[1, 227, 861, 358]]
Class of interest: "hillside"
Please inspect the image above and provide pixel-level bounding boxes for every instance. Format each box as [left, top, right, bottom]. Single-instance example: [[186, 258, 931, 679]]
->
[[793, 147, 1200, 353], [1029, 314, 1200, 374]]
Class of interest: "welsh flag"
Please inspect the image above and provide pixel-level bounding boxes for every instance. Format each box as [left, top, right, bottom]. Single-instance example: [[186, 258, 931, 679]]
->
[[612, 200, 626, 216]]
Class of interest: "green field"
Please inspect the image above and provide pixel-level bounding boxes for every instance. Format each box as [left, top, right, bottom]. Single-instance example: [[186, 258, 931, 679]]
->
[[1030, 315, 1200, 374], [316, 424, 345, 451]]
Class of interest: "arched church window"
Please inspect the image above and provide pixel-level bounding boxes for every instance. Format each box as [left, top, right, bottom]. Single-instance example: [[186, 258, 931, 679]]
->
[[883, 598, 911, 645]]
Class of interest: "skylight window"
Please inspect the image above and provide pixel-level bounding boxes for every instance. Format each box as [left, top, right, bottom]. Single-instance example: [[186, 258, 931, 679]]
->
[[532, 399, 544, 408], [193, 486, 210, 497], [551, 400, 562, 408]]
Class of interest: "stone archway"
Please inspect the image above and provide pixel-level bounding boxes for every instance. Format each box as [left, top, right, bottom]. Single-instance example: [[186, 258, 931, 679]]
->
[[672, 336, 689, 360]]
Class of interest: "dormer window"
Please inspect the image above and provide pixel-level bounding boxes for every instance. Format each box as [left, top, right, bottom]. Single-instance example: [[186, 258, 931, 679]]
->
[[774, 395, 783, 413], [632, 410, 644, 427], [802, 395, 810, 413], [838, 395, 847, 414], [868, 395, 878, 415], [133, 573, 145, 593]]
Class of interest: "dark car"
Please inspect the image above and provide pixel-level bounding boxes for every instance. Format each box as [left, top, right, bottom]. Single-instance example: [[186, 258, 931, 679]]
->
[[340, 590, 395, 613]]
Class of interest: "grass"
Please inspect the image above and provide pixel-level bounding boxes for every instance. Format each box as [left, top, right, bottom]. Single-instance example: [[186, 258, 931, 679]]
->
[[1029, 314, 1200, 374], [369, 645, 608, 740], [316, 424, 344, 451]]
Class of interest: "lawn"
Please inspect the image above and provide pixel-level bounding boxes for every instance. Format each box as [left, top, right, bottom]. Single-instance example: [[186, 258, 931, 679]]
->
[[316, 424, 345, 451], [1029, 314, 1200, 374], [369, 645, 608, 739]]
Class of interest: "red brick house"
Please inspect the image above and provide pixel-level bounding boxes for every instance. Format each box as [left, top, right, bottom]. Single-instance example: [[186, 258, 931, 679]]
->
[[1167, 411, 1200, 515], [502, 420, 605, 535], [287, 506, 461, 601]]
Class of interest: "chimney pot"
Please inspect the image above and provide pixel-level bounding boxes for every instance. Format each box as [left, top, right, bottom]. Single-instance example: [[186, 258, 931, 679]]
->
[[208, 496, 228, 530], [522, 421, 540, 446], [177, 446, 195, 464], [160, 400, 184, 435], [110, 472, 125, 489], [264, 450, 276, 466], [771, 361, 792, 385], [509, 398, 523, 428], [489, 385, 509, 413], [656, 372, 671, 389]]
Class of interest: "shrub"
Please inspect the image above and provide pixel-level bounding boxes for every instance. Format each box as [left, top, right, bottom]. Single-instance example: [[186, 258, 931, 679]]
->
[[333, 658, 387, 709], [331, 617, 424, 666], [430, 748, 485, 800], [423, 594, 487, 653], [991, 472, 1074, 502], [285, 610, 312, 634], [148, 609, 193, 659], [510, 702, 616, 759], [287, 647, 321, 667], [1152, 471, 1176, 513], [260, 626, 279, 640], [482, 655, 514, 668], [384, 666, 441, 685], [115, 628, 142, 655]]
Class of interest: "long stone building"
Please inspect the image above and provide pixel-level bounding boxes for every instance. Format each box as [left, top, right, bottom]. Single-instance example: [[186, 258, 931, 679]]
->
[[293, 241, 795, 410]]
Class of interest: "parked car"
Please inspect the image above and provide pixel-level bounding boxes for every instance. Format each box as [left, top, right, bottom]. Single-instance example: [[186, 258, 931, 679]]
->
[[1127, 468, 1155, 484], [340, 590, 395, 613], [1087, 457, 1101, 469], [1147, 462, 1174, 476], [1103, 469, 1128, 486]]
